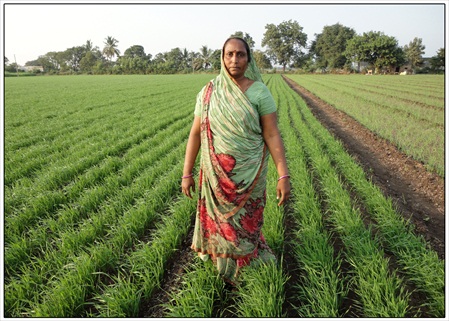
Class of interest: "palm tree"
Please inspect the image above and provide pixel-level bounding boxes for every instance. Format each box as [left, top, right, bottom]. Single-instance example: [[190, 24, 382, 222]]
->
[[85, 40, 94, 52], [180, 48, 190, 71], [199, 45, 213, 70], [102, 36, 120, 62], [188, 51, 201, 72]]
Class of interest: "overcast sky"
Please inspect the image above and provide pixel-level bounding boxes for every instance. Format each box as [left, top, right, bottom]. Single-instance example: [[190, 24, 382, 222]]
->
[[2, 1, 446, 66]]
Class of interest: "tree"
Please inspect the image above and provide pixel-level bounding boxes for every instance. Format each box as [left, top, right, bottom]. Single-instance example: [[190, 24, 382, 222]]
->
[[5, 62, 19, 73], [179, 48, 190, 72], [403, 37, 425, 71], [79, 40, 102, 74], [84, 40, 94, 52], [148, 53, 166, 74], [262, 20, 307, 72], [210, 49, 221, 71], [64, 46, 86, 72], [429, 48, 445, 73], [253, 50, 272, 70], [230, 31, 255, 49], [165, 47, 184, 72], [80, 51, 98, 73], [40, 51, 63, 71], [189, 51, 201, 72], [102, 36, 120, 62], [199, 45, 213, 70], [310, 23, 356, 70], [116, 45, 151, 74], [24, 59, 39, 66], [123, 45, 146, 59], [345, 31, 405, 73]]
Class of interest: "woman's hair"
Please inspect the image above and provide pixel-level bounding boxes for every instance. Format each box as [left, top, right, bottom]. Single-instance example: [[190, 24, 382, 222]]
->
[[222, 37, 251, 63]]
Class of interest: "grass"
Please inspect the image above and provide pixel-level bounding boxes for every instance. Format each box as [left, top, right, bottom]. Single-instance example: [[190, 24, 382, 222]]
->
[[4, 74, 444, 317], [4, 74, 212, 317], [286, 74, 444, 177], [270, 76, 345, 317], [276, 74, 443, 317], [293, 102, 410, 317], [163, 258, 225, 318]]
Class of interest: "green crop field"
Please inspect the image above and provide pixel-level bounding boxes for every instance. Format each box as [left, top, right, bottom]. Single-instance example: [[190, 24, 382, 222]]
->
[[3, 74, 444, 317], [286, 74, 445, 177]]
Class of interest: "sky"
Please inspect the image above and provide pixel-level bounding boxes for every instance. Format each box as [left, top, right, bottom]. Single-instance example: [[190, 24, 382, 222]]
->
[[2, 1, 447, 66]]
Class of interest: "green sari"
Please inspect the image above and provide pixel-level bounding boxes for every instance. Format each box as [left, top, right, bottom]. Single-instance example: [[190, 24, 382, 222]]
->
[[191, 54, 276, 284]]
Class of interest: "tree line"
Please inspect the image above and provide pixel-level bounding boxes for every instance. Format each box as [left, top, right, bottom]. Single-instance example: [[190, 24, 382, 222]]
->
[[4, 21, 445, 75]]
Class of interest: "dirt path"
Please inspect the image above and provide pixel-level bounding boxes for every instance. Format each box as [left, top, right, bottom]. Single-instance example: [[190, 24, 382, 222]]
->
[[282, 75, 445, 259]]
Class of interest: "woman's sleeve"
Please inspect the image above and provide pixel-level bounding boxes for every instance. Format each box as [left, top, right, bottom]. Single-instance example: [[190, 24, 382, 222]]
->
[[194, 86, 205, 117], [257, 84, 277, 116]]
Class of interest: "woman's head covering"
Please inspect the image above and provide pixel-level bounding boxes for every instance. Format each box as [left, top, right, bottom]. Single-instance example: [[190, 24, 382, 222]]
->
[[220, 37, 263, 83]]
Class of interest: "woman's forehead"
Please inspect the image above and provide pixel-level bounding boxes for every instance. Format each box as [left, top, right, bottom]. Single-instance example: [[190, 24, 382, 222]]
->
[[224, 39, 246, 51]]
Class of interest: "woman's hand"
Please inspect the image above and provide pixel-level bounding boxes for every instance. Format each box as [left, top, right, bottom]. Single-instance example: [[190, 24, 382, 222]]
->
[[276, 178, 291, 206], [182, 116, 201, 199], [182, 177, 196, 199], [261, 112, 291, 206]]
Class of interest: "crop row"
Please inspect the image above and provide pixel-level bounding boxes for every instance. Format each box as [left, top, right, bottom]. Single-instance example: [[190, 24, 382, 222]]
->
[[271, 75, 345, 317], [4, 94, 184, 186], [274, 74, 443, 316], [4, 75, 211, 231], [158, 75, 289, 317], [5, 112, 189, 240], [5, 136, 188, 316], [4, 76, 183, 150], [4, 74, 444, 317], [286, 74, 444, 177], [147, 74, 438, 318], [5, 117, 190, 277], [143, 74, 443, 318], [158, 74, 443, 318], [4, 74, 212, 317], [289, 75, 443, 123], [317, 74, 443, 97], [308, 74, 443, 106], [162, 135, 288, 317]]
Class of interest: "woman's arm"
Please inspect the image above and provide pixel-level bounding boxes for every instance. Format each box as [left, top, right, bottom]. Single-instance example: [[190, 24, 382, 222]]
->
[[261, 112, 291, 206], [182, 116, 201, 198]]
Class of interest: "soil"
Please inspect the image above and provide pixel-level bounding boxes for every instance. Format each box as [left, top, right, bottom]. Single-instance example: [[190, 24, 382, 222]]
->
[[282, 75, 445, 260], [144, 75, 445, 317]]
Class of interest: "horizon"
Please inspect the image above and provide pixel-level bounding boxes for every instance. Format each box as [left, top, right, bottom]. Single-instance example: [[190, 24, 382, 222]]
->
[[3, 2, 446, 66]]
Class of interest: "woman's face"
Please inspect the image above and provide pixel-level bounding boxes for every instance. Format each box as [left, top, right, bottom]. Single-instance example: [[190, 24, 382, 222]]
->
[[223, 39, 249, 79]]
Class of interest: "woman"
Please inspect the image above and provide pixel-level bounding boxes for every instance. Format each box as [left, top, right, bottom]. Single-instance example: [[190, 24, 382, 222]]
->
[[181, 37, 290, 285]]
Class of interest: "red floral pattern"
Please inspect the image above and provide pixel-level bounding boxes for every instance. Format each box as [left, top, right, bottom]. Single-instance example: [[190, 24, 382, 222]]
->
[[216, 153, 236, 173], [240, 198, 264, 234], [199, 199, 217, 238], [218, 177, 238, 202], [219, 222, 238, 242]]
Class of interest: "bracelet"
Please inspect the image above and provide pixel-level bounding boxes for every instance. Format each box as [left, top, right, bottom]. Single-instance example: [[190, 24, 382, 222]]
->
[[278, 174, 290, 181], [182, 173, 193, 179]]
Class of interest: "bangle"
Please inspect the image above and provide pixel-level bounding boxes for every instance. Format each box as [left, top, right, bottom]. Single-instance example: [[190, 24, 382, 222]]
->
[[278, 175, 290, 181], [182, 173, 193, 179]]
